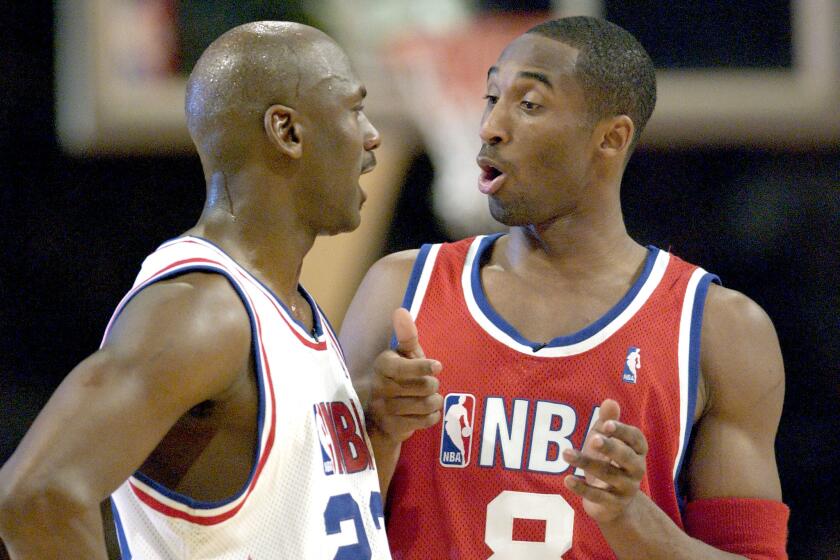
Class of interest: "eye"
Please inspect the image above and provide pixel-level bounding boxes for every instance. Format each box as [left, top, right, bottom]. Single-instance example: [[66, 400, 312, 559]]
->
[[520, 100, 540, 111], [483, 94, 498, 106]]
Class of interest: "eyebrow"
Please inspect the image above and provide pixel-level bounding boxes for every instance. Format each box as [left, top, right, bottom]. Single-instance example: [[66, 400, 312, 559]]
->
[[487, 66, 554, 90]]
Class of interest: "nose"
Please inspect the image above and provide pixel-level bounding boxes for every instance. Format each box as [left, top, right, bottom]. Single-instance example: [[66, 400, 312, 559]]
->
[[479, 103, 509, 146], [363, 115, 381, 151]]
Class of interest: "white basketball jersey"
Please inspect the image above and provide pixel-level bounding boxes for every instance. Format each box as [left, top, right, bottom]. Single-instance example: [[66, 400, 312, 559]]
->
[[108, 237, 391, 560]]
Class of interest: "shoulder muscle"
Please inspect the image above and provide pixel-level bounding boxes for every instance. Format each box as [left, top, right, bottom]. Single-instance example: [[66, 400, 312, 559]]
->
[[700, 284, 784, 419], [687, 283, 784, 501], [103, 271, 252, 406]]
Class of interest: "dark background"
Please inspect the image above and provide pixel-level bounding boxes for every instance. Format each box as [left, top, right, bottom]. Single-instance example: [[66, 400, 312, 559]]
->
[[1, 2, 838, 558]]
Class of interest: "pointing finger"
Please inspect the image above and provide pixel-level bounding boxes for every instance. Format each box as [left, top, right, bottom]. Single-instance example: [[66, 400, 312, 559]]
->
[[374, 350, 441, 383]]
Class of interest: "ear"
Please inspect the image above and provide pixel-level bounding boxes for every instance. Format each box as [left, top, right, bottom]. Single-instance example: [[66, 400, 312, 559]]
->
[[596, 115, 634, 160], [264, 104, 303, 159]]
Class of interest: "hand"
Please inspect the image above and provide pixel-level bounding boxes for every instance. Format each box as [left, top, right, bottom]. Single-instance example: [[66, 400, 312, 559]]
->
[[368, 308, 443, 444], [562, 399, 649, 525]]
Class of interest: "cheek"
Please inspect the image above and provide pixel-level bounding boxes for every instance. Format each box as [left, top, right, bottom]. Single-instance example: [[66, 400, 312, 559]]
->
[[539, 136, 588, 180]]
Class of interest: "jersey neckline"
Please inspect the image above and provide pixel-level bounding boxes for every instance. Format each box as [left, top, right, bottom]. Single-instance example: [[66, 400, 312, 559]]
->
[[462, 234, 669, 357], [162, 235, 325, 341]]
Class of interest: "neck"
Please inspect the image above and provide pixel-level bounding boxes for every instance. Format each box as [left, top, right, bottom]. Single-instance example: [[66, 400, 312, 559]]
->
[[502, 192, 645, 277], [186, 168, 315, 302]]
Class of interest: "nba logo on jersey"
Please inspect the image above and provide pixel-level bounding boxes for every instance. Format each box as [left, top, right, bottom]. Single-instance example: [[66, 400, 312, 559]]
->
[[314, 404, 337, 475], [312, 400, 373, 476], [623, 346, 641, 384], [439, 393, 475, 468]]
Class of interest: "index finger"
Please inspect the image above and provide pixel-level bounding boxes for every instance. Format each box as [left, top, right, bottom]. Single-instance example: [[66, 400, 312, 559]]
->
[[602, 420, 648, 457], [375, 349, 441, 383]]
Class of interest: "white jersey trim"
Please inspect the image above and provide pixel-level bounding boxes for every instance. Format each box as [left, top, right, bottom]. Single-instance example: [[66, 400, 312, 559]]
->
[[461, 235, 671, 357], [673, 267, 718, 483], [162, 237, 328, 347], [408, 244, 442, 321], [111, 262, 275, 524]]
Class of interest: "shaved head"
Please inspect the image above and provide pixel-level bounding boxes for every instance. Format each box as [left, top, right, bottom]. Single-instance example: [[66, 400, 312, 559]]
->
[[185, 21, 350, 171]]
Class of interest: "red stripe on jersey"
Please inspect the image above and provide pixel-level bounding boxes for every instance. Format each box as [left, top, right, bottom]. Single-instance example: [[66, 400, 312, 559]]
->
[[128, 271, 278, 525], [160, 245, 327, 351]]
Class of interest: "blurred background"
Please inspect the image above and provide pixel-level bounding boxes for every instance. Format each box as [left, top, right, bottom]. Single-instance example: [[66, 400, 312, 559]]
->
[[1, 1, 838, 558]]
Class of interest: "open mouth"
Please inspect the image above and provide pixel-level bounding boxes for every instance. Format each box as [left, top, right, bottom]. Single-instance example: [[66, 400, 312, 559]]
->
[[477, 161, 507, 195], [480, 164, 502, 182]]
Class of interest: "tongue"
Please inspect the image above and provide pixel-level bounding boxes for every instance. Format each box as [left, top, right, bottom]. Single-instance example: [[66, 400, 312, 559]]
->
[[478, 171, 505, 195]]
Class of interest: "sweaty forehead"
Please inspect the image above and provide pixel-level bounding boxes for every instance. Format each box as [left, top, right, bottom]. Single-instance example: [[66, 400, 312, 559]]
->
[[492, 34, 579, 82], [299, 40, 359, 96]]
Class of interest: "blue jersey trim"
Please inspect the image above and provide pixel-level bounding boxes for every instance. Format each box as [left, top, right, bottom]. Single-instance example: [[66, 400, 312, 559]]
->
[[318, 303, 346, 359], [175, 236, 323, 339], [111, 499, 132, 560], [470, 236, 659, 350], [112, 265, 267, 511], [391, 243, 435, 349], [674, 272, 720, 504]]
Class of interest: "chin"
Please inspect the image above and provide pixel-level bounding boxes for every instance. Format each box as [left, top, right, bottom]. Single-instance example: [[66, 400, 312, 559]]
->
[[489, 198, 529, 227], [320, 213, 361, 236]]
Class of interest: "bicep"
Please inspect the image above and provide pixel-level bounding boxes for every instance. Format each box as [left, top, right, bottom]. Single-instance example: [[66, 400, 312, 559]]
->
[[2, 274, 251, 505], [339, 250, 418, 406], [686, 286, 784, 502]]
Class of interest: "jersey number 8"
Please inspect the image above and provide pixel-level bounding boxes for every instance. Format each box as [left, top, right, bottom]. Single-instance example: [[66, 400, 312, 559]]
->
[[485, 491, 574, 559]]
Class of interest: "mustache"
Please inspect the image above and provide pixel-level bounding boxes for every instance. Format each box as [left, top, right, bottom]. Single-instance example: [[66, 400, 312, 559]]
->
[[477, 145, 510, 170]]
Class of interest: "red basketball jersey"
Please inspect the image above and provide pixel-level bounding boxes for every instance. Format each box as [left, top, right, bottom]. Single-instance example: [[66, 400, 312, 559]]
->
[[387, 234, 718, 559]]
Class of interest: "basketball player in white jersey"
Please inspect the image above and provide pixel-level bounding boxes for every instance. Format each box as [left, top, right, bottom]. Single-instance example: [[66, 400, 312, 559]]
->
[[0, 22, 389, 559]]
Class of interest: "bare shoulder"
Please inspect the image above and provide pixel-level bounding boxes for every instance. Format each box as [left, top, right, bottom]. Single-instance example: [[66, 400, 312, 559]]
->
[[699, 283, 784, 415], [104, 271, 252, 402], [342, 248, 421, 325], [368, 248, 422, 279]]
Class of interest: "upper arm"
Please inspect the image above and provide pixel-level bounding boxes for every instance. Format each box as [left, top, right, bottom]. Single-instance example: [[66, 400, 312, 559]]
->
[[686, 284, 784, 501], [339, 249, 418, 406], [0, 272, 252, 509]]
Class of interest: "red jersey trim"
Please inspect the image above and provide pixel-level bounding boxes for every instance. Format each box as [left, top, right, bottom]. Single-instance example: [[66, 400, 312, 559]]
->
[[103, 252, 281, 525], [125, 271, 277, 524]]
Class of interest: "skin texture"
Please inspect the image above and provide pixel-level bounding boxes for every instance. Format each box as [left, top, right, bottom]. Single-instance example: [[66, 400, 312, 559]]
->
[[340, 32, 783, 559], [0, 21, 380, 559]]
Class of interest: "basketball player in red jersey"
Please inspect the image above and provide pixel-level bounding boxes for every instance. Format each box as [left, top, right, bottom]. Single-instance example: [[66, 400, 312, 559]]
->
[[0, 22, 390, 559], [341, 17, 789, 559]]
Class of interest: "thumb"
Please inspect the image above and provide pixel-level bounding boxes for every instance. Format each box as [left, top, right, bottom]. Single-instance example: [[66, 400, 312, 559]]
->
[[393, 307, 425, 359], [597, 398, 621, 428]]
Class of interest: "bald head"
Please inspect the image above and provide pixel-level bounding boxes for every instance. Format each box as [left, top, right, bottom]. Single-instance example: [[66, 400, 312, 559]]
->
[[185, 21, 350, 171]]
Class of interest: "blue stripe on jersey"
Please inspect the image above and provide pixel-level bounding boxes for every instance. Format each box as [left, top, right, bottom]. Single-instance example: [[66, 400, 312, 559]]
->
[[111, 499, 132, 560], [391, 243, 435, 349], [116, 265, 267, 511], [318, 303, 346, 360], [674, 271, 721, 506], [182, 235, 324, 339], [470, 237, 659, 350], [296, 284, 324, 338]]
